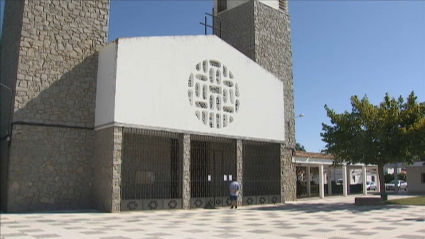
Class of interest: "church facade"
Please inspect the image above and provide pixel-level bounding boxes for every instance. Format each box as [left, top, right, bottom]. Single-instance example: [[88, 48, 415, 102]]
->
[[0, 0, 296, 212]]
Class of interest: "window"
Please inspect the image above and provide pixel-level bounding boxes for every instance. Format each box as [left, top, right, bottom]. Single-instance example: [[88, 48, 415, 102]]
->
[[421, 173, 425, 183], [279, 0, 286, 11]]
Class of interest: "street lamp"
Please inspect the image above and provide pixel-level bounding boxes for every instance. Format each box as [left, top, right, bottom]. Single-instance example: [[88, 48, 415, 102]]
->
[[296, 113, 304, 118]]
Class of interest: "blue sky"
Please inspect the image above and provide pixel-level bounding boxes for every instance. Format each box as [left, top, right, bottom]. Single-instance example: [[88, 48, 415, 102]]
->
[[1, 0, 424, 152], [97, 0, 425, 152]]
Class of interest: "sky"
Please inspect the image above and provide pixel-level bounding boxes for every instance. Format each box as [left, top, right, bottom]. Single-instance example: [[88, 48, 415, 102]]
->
[[1, 0, 424, 152]]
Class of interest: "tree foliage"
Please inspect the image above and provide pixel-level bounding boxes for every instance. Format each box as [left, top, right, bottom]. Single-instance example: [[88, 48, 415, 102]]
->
[[321, 92, 425, 199], [295, 142, 306, 152]]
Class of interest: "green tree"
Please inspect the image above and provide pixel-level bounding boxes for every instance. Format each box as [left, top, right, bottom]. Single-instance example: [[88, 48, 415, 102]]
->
[[321, 92, 425, 200], [295, 143, 306, 152]]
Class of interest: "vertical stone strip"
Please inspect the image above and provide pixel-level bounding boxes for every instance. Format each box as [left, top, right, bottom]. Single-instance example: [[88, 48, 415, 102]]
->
[[236, 140, 243, 206], [111, 127, 122, 212], [280, 144, 296, 202], [182, 134, 191, 209], [93, 127, 113, 212]]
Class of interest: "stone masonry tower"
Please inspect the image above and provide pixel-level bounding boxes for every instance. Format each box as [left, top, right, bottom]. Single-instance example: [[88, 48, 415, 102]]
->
[[0, 0, 110, 212], [214, 0, 296, 201]]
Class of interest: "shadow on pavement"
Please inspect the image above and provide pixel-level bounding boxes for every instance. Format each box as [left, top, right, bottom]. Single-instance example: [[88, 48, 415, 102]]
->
[[247, 202, 411, 213]]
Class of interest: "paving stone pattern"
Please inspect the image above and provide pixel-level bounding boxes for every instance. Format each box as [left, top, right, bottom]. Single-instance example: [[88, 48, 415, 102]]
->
[[1, 196, 424, 239]]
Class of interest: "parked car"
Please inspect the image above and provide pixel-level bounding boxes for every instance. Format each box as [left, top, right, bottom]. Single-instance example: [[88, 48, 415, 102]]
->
[[366, 181, 377, 191], [385, 180, 408, 191]]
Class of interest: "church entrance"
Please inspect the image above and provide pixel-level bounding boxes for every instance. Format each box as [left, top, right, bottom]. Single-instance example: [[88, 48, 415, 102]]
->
[[190, 136, 236, 208]]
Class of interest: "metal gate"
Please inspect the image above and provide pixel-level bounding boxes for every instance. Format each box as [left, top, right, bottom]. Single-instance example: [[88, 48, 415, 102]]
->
[[190, 135, 236, 208], [243, 141, 281, 205], [120, 128, 182, 211]]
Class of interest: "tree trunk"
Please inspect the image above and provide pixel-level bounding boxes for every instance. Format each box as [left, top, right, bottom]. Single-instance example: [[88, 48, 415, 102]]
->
[[377, 163, 388, 201]]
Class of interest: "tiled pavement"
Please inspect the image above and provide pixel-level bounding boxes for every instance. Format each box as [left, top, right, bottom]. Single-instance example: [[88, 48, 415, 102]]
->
[[1, 194, 424, 239]]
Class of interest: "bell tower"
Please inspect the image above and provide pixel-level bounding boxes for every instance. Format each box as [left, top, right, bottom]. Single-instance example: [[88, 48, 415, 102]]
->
[[0, 0, 110, 212], [214, 0, 296, 201]]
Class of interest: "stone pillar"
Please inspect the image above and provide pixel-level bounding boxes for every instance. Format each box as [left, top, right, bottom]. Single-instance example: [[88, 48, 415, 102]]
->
[[347, 167, 351, 195], [111, 128, 122, 212], [342, 165, 348, 196], [182, 134, 191, 209], [319, 165, 324, 199], [362, 165, 367, 195], [306, 166, 311, 197], [93, 126, 122, 213], [328, 167, 332, 196], [280, 144, 296, 202], [236, 140, 243, 206]]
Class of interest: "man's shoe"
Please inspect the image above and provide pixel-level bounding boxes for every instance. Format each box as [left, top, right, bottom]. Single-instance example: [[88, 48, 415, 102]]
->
[[230, 206, 233, 209], [235, 206, 237, 209]]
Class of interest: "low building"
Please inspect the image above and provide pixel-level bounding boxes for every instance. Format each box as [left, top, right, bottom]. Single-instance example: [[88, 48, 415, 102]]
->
[[406, 162, 425, 193]]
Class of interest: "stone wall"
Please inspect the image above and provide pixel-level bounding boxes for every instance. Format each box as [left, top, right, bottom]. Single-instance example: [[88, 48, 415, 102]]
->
[[2, 0, 110, 212], [13, 0, 109, 126], [217, 0, 296, 201], [7, 124, 94, 212], [215, 1, 256, 61]]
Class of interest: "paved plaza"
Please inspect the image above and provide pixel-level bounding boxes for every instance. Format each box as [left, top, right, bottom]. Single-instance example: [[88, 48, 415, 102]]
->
[[1, 194, 424, 239]]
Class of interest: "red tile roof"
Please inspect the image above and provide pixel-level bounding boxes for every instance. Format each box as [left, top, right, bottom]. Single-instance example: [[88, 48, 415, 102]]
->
[[294, 151, 334, 160]]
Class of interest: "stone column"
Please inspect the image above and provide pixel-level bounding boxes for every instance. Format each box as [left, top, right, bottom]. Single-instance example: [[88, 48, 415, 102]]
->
[[182, 134, 191, 209], [93, 126, 122, 213], [236, 140, 243, 206], [342, 165, 348, 196], [319, 165, 324, 199], [306, 166, 311, 197], [362, 165, 367, 195], [111, 127, 123, 212]]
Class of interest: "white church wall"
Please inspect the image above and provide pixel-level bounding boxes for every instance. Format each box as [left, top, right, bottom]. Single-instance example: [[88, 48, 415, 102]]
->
[[95, 36, 285, 142], [95, 42, 118, 127]]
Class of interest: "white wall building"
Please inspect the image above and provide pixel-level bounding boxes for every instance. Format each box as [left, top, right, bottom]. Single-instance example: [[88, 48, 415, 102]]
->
[[406, 162, 425, 193]]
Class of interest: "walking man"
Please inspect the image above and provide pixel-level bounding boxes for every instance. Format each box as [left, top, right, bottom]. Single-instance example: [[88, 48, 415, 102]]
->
[[229, 180, 240, 209]]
